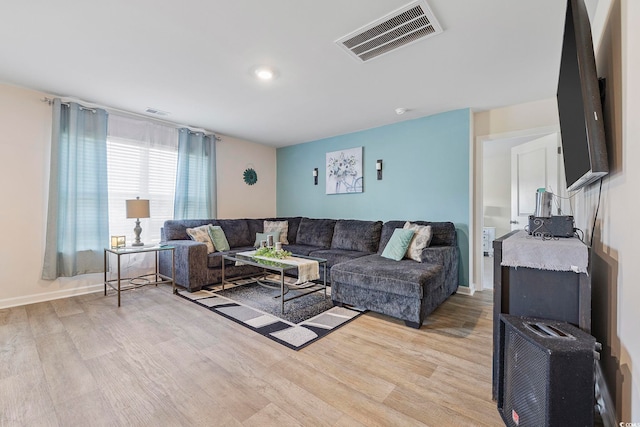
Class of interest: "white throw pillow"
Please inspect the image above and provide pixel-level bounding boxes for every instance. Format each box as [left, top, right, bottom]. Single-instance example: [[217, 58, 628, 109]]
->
[[264, 220, 289, 245], [186, 224, 215, 253], [403, 222, 433, 262]]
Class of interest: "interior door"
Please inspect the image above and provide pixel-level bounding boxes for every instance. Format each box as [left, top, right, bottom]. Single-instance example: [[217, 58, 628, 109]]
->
[[510, 134, 561, 230]]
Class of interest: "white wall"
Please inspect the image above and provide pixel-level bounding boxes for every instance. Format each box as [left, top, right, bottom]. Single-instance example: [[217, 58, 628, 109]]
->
[[215, 135, 276, 219], [0, 83, 277, 309], [626, 1, 640, 418], [574, 0, 639, 421], [474, 98, 559, 137], [482, 138, 520, 239], [0, 83, 71, 307]]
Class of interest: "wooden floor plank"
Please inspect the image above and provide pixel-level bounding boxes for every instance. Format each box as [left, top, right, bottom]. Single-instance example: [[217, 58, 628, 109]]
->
[[0, 283, 503, 426], [0, 305, 28, 325], [0, 320, 39, 381], [0, 368, 58, 426], [50, 296, 86, 318]]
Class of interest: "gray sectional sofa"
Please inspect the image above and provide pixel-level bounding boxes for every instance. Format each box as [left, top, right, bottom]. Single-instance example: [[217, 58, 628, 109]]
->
[[159, 217, 459, 327]]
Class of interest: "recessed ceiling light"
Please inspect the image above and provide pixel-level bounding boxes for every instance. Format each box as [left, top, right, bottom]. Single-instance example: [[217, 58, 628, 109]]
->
[[253, 66, 278, 81]]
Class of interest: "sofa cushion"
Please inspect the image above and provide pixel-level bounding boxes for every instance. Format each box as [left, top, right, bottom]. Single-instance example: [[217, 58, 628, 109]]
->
[[212, 219, 251, 248], [403, 222, 433, 262], [164, 219, 215, 241], [331, 254, 443, 299], [309, 248, 372, 267], [331, 219, 382, 253], [207, 252, 226, 269], [253, 231, 280, 248], [381, 229, 415, 261], [296, 218, 336, 248], [378, 221, 456, 254], [246, 217, 302, 245], [264, 220, 289, 244], [282, 244, 327, 257], [186, 224, 215, 253], [207, 246, 254, 268]]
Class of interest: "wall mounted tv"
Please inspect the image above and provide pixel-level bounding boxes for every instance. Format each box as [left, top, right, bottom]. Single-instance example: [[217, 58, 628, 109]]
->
[[557, 0, 609, 192]]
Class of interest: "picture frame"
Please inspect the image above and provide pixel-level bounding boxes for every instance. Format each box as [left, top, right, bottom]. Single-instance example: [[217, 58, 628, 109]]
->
[[111, 235, 126, 249], [326, 147, 363, 194]]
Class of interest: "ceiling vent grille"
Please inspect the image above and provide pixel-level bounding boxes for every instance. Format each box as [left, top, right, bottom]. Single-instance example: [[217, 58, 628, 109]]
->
[[145, 107, 169, 116], [336, 0, 443, 62]]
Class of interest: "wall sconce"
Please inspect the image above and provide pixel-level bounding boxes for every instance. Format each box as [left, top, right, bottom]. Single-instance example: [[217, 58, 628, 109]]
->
[[376, 159, 383, 180], [313, 168, 318, 185]]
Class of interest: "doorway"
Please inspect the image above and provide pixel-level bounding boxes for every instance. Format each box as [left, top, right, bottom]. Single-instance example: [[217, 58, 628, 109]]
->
[[477, 128, 564, 291]]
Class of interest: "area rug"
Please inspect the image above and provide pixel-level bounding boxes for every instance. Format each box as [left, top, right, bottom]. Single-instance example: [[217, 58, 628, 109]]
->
[[177, 277, 364, 350]]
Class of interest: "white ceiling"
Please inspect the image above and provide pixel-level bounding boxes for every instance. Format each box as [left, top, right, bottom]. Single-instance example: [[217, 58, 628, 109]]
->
[[0, 0, 603, 147]]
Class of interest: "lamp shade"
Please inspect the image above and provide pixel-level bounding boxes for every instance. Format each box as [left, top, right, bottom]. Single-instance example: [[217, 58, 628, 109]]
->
[[126, 198, 150, 219]]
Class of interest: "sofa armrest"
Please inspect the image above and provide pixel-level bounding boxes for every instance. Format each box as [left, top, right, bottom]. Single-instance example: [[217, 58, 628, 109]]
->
[[159, 240, 208, 292], [421, 246, 451, 264], [421, 246, 459, 293]]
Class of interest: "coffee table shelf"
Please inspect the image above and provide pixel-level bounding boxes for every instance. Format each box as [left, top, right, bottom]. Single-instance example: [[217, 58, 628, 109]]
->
[[222, 252, 327, 314]]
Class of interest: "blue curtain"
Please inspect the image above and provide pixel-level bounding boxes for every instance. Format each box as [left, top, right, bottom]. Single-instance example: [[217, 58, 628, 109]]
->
[[42, 99, 109, 279], [173, 129, 217, 219]]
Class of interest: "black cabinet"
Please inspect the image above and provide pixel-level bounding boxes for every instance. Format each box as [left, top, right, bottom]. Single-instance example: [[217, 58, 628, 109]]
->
[[491, 231, 591, 400]]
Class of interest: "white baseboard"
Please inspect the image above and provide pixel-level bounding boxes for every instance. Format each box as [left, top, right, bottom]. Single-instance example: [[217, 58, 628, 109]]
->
[[457, 285, 475, 296], [0, 284, 104, 310]]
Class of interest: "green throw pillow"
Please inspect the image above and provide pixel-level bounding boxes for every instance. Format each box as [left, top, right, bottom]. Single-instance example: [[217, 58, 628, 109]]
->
[[381, 228, 415, 261], [208, 225, 230, 252], [254, 231, 281, 248]]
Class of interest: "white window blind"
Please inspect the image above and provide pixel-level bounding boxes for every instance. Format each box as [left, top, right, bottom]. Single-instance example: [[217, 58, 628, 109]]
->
[[106, 115, 178, 244]]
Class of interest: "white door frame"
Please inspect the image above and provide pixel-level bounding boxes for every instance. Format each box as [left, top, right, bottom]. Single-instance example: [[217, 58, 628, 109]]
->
[[472, 125, 560, 292]]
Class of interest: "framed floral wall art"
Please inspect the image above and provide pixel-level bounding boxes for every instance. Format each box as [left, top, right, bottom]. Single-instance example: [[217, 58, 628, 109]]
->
[[326, 147, 363, 194]]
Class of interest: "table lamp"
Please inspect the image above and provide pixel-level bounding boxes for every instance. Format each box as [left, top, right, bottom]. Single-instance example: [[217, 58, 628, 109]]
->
[[126, 197, 150, 246]]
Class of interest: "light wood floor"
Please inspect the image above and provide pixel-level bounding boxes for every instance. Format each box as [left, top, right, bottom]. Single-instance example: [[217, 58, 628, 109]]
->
[[0, 285, 503, 426]]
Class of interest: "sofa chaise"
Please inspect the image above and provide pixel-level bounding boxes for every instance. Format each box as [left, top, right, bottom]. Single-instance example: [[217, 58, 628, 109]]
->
[[330, 220, 459, 328]]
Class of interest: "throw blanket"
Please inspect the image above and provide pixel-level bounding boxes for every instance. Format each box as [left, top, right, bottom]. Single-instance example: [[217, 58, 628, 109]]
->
[[501, 230, 588, 273], [237, 251, 320, 284]]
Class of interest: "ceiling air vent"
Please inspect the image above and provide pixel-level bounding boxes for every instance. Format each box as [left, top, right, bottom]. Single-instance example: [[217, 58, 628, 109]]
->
[[335, 0, 443, 62], [145, 107, 169, 116]]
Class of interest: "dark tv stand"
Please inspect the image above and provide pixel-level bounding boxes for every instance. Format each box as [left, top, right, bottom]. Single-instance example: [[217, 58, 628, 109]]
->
[[491, 230, 591, 400]]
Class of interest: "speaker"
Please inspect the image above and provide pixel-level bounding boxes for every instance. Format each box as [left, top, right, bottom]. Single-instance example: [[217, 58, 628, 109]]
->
[[498, 314, 597, 427]]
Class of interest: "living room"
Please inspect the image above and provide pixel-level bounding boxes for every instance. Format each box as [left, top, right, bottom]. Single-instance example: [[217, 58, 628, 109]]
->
[[1, 0, 639, 425]]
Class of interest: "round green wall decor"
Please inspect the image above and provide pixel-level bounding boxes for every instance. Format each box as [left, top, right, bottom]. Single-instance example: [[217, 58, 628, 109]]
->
[[243, 168, 258, 185]]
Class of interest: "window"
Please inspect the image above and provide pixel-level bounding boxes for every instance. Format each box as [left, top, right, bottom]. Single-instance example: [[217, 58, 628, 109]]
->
[[106, 115, 178, 244]]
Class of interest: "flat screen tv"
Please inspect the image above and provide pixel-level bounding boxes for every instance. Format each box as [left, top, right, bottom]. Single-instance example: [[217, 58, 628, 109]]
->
[[556, 0, 608, 192]]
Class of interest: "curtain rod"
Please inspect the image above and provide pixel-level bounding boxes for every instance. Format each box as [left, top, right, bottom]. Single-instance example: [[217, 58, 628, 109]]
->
[[41, 96, 221, 140]]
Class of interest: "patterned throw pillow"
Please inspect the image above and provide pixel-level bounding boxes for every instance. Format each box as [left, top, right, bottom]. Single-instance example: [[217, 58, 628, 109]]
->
[[186, 224, 215, 253], [403, 222, 433, 262], [263, 220, 289, 245]]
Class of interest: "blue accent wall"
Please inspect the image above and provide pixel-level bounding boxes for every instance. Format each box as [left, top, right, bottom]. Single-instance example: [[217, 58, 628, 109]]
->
[[277, 109, 470, 286]]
